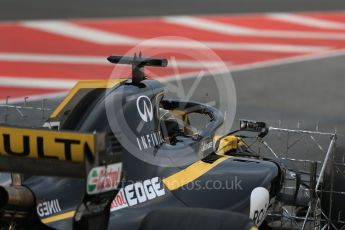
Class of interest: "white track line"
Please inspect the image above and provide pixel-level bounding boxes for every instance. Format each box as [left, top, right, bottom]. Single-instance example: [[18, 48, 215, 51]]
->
[[165, 59, 228, 68], [160, 48, 345, 82], [268, 13, 345, 30], [229, 48, 345, 72], [3, 49, 345, 88], [0, 53, 108, 65], [22, 21, 329, 53], [0, 76, 76, 89], [164, 16, 345, 40], [165, 16, 256, 35], [145, 39, 328, 53], [3, 48, 345, 103], [0, 53, 227, 69], [22, 21, 139, 45]]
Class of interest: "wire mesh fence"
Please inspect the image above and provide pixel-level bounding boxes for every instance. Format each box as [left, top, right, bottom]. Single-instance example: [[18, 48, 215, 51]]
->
[[246, 127, 345, 230]]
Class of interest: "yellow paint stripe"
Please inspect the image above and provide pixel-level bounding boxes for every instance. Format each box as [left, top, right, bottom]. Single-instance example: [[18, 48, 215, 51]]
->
[[50, 79, 126, 118], [163, 156, 230, 191], [41, 210, 76, 224]]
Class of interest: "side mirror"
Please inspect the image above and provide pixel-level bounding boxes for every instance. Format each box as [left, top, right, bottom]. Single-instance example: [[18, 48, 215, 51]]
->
[[240, 120, 268, 138]]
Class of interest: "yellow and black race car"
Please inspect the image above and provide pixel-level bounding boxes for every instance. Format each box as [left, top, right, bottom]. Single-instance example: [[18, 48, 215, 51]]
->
[[0, 55, 342, 230]]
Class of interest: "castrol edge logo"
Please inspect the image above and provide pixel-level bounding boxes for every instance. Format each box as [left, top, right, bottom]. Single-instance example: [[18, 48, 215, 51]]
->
[[111, 177, 165, 211]]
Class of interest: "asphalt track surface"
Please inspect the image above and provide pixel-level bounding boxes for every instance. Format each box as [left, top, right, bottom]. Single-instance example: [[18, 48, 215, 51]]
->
[[0, 0, 345, 20]]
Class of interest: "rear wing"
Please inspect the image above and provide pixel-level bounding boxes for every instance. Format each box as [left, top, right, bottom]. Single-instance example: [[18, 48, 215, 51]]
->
[[0, 125, 123, 230], [0, 126, 118, 178]]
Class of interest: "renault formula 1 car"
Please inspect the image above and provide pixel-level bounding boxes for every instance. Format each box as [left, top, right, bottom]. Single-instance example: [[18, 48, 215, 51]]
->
[[0, 55, 343, 230]]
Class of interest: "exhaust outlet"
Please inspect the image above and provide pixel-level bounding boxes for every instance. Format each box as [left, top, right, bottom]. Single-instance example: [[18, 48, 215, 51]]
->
[[0, 185, 34, 210]]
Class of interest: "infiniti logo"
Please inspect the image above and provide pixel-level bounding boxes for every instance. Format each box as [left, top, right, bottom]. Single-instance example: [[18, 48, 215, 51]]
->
[[136, 95, 153, 122]]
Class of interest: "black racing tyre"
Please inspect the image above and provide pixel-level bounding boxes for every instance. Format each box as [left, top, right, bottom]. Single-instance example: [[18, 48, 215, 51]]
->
[[139, 208, 257, 230]]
